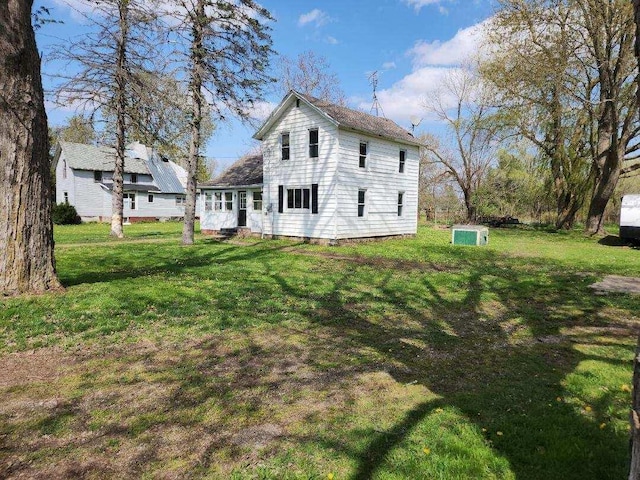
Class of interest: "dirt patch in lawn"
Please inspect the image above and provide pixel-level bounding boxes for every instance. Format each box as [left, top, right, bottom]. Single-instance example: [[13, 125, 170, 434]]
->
[[590, 275, 640, 295], [0, 348, 76, 388], [283, 248, 455, 273]]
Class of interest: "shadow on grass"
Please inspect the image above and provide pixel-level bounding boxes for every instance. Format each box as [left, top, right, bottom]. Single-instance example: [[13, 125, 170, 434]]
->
[[2, 240, 638, 479]]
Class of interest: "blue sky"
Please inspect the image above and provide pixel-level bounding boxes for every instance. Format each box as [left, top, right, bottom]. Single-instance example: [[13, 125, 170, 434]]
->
[[36, 0, 493, 171]]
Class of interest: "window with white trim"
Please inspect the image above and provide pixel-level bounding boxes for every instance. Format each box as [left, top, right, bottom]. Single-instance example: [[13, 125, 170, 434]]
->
[[148, 194, 154, 203], [225, 192, 233, 211], [176, 195, 186, 206], [204, 193, 212, 211], [62, 160, 67, 179], [358, 189, 366, 217], [124, 193, 136, 210], [214, 192, 223, 211], [94, 170, 102, 182], [63, 191, 69, 203], [253, 191, 262, 211], [309, 128, 319, 158], [130, 173, 138, 184], [398, 192, 404, 216], [281, 132, 290, 160], [359, 142, 367, 168], [399, 149, 406, 173]]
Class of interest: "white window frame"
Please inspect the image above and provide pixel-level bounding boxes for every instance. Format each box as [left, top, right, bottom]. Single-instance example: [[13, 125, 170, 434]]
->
[[176, 195, 186, 206], [399, 149, 406, 173], [281, 132, 290, 161], [253, 191, 263, 211], [214, 192, 223, 211], [398, 192, 404, 216], [357, 189, 366, 218], [148, 194, 154, 203], [204, 192, 212, 211], [359, 142, 367, 169], [309, 128, 319, 159], [124, 193, 136, 210], [225, 192, 233, 211]]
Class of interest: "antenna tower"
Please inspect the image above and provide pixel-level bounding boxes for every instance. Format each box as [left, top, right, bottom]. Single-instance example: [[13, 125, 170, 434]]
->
[[368, 71, 385, 118]]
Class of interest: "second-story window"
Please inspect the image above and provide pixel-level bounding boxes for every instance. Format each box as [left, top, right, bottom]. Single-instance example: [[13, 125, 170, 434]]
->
[[281, 132, 290, 160], [398, 192, 404, 216], [399, 150, 406, 173], [359, 142, 367, 168], [130, 173, 138, 184], [358, 189, 366, 217], [309, 128, 319, 158], [94, 170, 102, 182]]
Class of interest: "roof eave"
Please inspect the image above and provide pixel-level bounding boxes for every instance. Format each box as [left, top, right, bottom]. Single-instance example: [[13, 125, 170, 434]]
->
[[253, 90, 339, 140], [199, 182, 263, 189], [338, 125, 423, 148]]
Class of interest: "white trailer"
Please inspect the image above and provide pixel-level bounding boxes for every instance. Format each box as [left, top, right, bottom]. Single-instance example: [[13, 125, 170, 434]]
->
[[620, 194, 640, 242]]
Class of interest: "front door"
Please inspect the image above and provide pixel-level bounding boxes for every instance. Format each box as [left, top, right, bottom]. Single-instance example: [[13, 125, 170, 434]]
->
[[238, 191, 247, 227]]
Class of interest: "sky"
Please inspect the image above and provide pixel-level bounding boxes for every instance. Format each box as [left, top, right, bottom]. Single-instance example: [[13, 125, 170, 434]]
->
[[35, 0, 493, 172]]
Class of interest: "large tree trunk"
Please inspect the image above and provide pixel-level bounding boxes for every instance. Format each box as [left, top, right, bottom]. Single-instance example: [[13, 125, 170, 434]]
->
[[0, 0, 62, 295], [630, 2, 640, 479], [110, 0, 129, 238], [182, 0, 205, 246]]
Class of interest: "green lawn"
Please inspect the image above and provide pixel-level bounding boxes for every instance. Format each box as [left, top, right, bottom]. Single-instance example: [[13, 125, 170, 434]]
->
[[1, 222, 639, 479]]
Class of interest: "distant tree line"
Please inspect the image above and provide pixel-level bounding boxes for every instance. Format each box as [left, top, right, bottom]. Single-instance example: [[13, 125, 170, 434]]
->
[[421, 0, 639, 232]]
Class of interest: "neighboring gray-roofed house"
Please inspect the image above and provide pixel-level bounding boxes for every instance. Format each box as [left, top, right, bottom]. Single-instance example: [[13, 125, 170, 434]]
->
[[200, 90, 421, 242], [54, 141, 196, 222]]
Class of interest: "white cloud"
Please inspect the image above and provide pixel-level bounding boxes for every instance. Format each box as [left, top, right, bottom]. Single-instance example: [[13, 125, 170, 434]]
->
[[408, 20, 488, 67], [358, 67, 456, 121], [355, 19, 488, 127], [298, 9, 330, 28], [326, 36, 339, 45], [382, 61, 397, 70], [403, 0, 450, 13]]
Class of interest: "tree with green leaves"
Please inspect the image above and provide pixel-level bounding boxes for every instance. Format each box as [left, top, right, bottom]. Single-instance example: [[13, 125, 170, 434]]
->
[[482, 0, 639, 232], [161, 0, 275, 245], [1, 0, 61, 295]]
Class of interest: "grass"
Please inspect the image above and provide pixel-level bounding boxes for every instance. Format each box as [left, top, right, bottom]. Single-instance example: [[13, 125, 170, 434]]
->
[[1, 222, 639, 479]]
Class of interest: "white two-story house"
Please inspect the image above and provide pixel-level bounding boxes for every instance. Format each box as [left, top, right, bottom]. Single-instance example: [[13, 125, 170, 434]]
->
[[54, 141, 194, 222], [199, 90, 422, 242]]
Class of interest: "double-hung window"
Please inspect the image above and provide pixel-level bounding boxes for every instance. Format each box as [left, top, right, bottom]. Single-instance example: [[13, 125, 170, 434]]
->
[[225, 192, 233, 211], [148, 194, 154, 203], [94, 170, 102, 182], [281, 133, 290, 160], [287, 187, 310, 210], [358, 189, 366, 217], [309, 128, 319, 158], [253, 191, 263, 211], [130, 173, 138, 184], [175, 195, 186, 206], [204, 193, 212, 211], [214, 192, 223, 211], [359, 142, 367, 168], [125, 193, 136, 210], [399, 150, 406, 173], [398, 192, 404, 216]]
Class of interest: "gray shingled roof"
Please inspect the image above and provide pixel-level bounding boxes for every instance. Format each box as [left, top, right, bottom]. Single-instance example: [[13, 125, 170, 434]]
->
[[200, 154, 263, 188], [300, 93, 422, 146], [59, 141, 150, 174]]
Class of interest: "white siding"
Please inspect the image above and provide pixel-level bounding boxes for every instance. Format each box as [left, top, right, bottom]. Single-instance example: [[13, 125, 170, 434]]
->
[[200, 188, 263, 233], [335, 130, 419, 239], [262, 100, 339, 239]]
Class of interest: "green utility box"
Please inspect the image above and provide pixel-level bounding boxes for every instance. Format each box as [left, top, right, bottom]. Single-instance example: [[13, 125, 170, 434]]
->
[[451, 225, 489, 246]]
